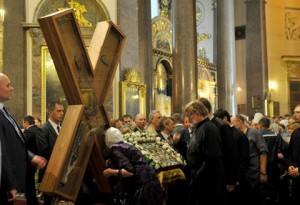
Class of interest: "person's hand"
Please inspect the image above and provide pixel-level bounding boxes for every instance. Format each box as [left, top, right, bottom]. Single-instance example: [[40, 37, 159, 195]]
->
[[103, 168, 133, 178], [8, 189, 17, 202], [103, 168, 113, 178], [260, 173, 268, 183], [172, 132, 181, 144], [277, 152, 284, 159], [31, 155, 47, 169], [105, 159, 112, 168], [120, 169, 133, 178], [288, 166, 300, 177], [226, 184, 235, 192]]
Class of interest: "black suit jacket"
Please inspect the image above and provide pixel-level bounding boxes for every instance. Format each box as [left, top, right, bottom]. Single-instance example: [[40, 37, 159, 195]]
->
[[0, 111, 28, 192], [211, 117, 238, 185], [36, 121, 58, 160], [24, 125, 39, 154]]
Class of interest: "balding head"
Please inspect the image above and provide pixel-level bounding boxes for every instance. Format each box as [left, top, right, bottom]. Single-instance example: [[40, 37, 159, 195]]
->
[[135, 113, 146, 130], [0, 73, 13, 102]]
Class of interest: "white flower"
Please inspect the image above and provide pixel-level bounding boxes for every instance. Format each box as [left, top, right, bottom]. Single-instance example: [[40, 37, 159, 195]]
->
[[122, 130, 186, 170], [135, 131, 141, 137], [155, 163, 161, 170], [131, 132, 137, 138]]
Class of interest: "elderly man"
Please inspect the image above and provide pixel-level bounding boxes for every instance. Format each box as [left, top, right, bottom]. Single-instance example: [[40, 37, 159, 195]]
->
[[185, 100, 225, 205], [133, 113, 147, 131], [0, 73, 46, 205], [147, 110, 162, 135], [157, 116, 174, 145]]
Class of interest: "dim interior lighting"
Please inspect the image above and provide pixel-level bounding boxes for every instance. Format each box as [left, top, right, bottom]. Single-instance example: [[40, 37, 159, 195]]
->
[[237, 86, 242, 91]]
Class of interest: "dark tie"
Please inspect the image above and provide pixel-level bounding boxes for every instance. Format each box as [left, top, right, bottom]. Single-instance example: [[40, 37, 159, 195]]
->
[[2, 106, 25, 142], [57, 125, 60, 133]]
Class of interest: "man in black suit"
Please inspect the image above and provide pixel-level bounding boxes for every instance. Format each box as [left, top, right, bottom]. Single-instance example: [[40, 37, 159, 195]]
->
[[36, 101, 64, 205], [23, 115, 40, 205], [198, 98, 238, 196], [0, 73, 46, 205]]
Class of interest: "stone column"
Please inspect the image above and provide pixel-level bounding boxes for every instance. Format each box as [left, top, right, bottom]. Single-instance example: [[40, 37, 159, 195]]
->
[[3, 0, 26, 122], [172, 0, 197, 113], [117, 0, 153, 115], [216, 0, 237, 114], [245, 0, 268, 116], [137, 1, 153, 114]]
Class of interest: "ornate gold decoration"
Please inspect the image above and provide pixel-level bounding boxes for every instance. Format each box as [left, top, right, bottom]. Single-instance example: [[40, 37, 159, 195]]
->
[[124, 68, 141, 84], [281, 56, 300, 78], [196, 1, 204, 26], [197, 60, 217, 111], [59, 0, 92, 27], [159, 0, 171, 18], [153, 49, 172, 58], [287, 62, 300, 78], [285, 10, 300, 41], [155, 93, 171, 117], [121, 68, 147, 115], [198, 47, 209, 61], [152, 16, 172, 53], [211, 0, 217, 9], [197, 33, 212, 43], [155, 63, 168, 90], [197, 59, 217, 70]]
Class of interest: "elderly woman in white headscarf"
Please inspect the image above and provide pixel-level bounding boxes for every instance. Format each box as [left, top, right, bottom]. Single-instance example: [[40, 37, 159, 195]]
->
[[103, 127, 163, 205]]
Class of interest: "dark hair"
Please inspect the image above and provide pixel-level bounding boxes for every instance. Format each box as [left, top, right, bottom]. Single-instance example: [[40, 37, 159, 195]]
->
[[198, 97, 212, 113], [159, 116, 173, 130], [171, 113, 183, 124], [214, 108, 231, 123], [23, 115, 35, 125], [234, 114, 246, 123], [259, 117, 271, 129], [121, 114, 133, 121], [47, 101, 63, 111], [35, 117, 41, 123], [184, 100, 208, 116]]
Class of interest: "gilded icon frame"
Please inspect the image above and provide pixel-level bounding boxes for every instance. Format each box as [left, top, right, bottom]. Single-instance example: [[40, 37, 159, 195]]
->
[[120, 69, 146, 116]]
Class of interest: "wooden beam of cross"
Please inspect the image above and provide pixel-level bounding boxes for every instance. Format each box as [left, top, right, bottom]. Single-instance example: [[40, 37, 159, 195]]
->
[[37, 9, 126, 201]]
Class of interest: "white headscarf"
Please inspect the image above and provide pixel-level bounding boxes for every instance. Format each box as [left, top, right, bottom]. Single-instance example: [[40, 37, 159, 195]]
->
[[105, 127, 124, 148]]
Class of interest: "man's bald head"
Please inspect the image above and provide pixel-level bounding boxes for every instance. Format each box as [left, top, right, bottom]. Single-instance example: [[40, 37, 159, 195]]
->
[[135, 113, 146, 130], [0, 73, 13, 102]]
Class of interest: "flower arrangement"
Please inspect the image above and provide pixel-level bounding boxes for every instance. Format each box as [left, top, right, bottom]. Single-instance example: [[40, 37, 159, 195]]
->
[[123, 130, 187, 170]]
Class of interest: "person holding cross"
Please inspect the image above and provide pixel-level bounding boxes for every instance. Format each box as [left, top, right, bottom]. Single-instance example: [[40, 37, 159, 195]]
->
[[0, 73, 47, 205]]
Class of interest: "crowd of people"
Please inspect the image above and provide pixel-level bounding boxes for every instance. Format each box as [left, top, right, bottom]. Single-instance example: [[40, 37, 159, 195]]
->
[[0, 70, 300, 205], [108, 102, 300, 205]]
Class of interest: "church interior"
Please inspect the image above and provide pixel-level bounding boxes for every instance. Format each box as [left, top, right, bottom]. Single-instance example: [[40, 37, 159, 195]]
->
[[0, 0, 300, 123], [1, 0, 300, 204]]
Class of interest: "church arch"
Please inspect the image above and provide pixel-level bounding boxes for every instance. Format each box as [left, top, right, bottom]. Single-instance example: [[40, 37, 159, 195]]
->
[[34, 0, 110, 23]]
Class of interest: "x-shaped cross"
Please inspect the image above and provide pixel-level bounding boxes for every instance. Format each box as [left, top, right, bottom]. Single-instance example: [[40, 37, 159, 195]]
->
[[38, 9, 126, 201]]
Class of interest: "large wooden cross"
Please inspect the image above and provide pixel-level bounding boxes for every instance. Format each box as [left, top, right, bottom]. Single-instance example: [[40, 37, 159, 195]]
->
[[37, 9, 126, 201]]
